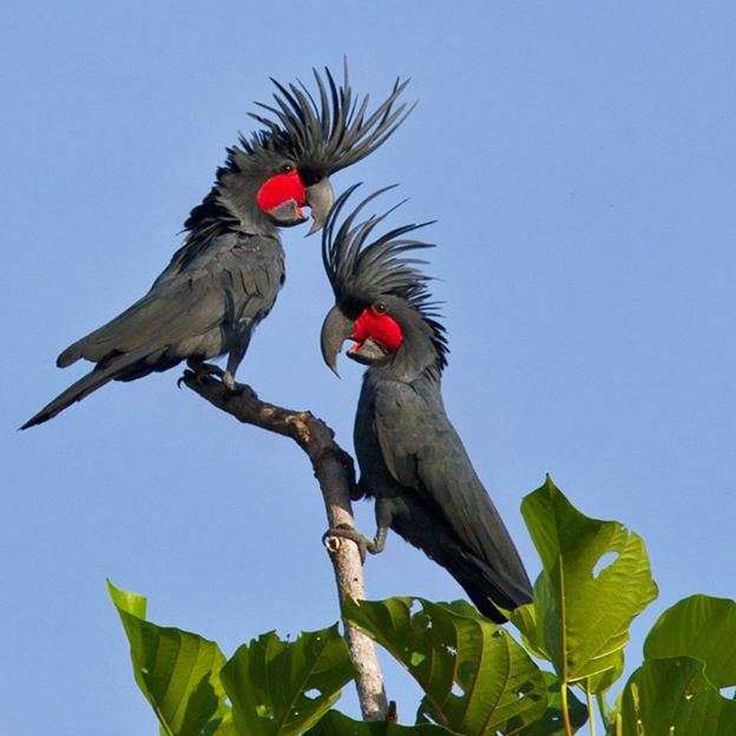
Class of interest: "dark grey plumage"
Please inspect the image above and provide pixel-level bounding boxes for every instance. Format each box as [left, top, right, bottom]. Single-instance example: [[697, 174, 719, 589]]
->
[[23, 66, 412, 429], [320, 188, 532, 622]]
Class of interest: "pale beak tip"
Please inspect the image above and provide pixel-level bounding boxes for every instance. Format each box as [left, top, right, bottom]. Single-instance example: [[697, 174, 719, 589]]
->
[[306, 219, 323, 237]]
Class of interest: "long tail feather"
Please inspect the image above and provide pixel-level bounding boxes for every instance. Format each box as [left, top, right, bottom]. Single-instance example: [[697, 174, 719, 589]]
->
[[21, 351, 148, 430], [392, 504, 532, 623], [445, 553, 533, 623]]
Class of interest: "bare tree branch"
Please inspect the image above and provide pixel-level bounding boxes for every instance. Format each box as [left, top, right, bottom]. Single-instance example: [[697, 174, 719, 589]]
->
[[181, 371, 388, 721]]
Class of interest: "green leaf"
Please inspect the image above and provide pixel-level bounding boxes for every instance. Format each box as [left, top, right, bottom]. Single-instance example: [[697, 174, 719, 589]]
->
[[108, 578, 147, 618], [307, 710, 458, 736], [108, 580, 228, 736], [220, 625, 354, 736], [207, 717, 237, 736], [513, 476, 658, 691], [512, 603, 550, 661], [513, 672, 587, 736], [584, 652, 624, 695], [620, 656, 736, 735], [344, 597, 547, 735], [644, 594, 736, 688]]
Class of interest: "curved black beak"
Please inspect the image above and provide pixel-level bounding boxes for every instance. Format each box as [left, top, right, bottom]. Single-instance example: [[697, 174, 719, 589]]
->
[[305, 178, 335, 236], [320, 305, 353, 376]]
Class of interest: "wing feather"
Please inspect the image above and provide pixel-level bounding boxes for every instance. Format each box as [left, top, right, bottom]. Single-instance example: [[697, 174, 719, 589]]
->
[[58, 234, 284, 367], [373, 381, 530, 591]]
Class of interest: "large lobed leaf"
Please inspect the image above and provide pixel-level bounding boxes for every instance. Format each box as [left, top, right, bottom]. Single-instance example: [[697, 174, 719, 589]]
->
[[344, 597, 548, 735], [613, 594, 736, 735], [220, 625, 354, 736], [512, 476, 657, 691], [619, 656, 736, 735], [644, 594, 736, 688], [108, 580, 229, 736]]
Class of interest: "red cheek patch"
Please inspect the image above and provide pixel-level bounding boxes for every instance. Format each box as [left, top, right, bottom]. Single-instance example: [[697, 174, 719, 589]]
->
[[256, 170, 307, 212], [351, 308, 404, 353]]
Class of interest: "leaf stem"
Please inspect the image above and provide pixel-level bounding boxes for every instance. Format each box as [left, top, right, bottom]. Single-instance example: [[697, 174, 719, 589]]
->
[[596, 691, 613, 727], [560, 680, 573, 736], [558, 554, 573, 736], [586, 680, 597, 736]]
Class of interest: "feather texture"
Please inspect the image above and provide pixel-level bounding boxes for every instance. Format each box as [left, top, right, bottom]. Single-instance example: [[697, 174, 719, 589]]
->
[[25, 63, 412, 428], [246, 61, 414, 174], [24, 233, 284, 428], [322, 185, 448, 369], [322, 188, 532, 620]]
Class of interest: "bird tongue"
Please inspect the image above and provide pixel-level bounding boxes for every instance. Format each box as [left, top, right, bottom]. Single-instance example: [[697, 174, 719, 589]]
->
[[346, 337, 388, 365]]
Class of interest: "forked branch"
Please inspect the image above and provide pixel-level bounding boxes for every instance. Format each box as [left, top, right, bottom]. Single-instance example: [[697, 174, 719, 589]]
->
[[181, 370, 388, 720]]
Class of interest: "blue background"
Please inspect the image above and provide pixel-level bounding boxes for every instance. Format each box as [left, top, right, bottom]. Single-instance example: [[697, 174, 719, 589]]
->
[[2, 2, 734, 732]]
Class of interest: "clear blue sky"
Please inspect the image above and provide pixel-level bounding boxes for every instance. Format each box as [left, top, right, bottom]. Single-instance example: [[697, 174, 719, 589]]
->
[[2, 2, 734, 733]]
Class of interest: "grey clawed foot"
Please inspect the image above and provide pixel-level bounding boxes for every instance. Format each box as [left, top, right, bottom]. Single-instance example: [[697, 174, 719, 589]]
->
[[322, 524, 368, 563], [184, 359, 237, 391], [322, 524, 385, 565]]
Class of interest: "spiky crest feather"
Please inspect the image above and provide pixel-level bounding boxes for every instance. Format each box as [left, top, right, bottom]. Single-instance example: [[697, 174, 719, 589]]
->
[[243, 61, 413, 175], [322, 185, 449, 370], [185, 63, 412, 240]]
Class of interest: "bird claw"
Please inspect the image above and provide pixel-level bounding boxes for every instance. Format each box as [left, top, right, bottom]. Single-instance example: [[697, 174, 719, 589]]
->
[[183, 360, 237, 391], [322, 524, 379, 565]]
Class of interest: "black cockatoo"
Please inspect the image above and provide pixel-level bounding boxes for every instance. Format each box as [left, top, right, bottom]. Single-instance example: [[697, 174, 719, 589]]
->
[[23, 66, 411, 429], [319, 187, 532, 622]]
